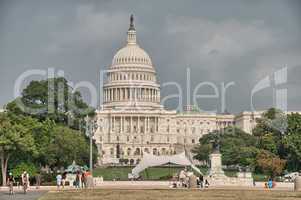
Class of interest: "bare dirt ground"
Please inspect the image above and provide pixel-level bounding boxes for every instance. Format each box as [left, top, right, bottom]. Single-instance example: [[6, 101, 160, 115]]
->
[[39, 189, 301, 200]]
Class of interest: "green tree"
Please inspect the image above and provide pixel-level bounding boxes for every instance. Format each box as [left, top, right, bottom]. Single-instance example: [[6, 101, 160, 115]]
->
[[256, 150, 286, 177], [253, 108, 287, 158], [284, 113, 301, 171], [11, 162, 37, 178], [193, 127, 259, 168], [7, 77, 94, 130], [45, 126, 97, 168], [0, 113, 36, 186]]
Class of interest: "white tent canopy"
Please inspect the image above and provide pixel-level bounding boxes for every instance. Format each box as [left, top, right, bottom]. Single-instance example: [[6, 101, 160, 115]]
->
[[130, 152, 202, 178]]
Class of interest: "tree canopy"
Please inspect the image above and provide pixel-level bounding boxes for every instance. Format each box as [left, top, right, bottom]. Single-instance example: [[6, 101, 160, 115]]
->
[[193, 108, 301, 176], [1, 77, 97, 185], [6, 77, 95, 130]]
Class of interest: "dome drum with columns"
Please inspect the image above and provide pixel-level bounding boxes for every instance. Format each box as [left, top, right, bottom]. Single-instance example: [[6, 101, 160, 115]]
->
[[103, 15, 161, 110]]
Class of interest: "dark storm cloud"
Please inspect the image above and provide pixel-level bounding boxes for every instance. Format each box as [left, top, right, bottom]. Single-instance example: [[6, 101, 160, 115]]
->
[[0, 0, 300, 113]]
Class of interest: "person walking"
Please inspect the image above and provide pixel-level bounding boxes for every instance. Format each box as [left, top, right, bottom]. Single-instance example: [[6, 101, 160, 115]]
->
[[78, 172, 82, 188], [204, 179, 210, 188], [62, 172, 67, 189], [81, 171, 86, 189], [199, 175, 204, 189], [7, 172, 15, 195], [75, 171, 80, 189], [56, 173, 62, 189], [21, 171, 30, 194], [268, 178, 273, 189], [35, 172, 41, 189]]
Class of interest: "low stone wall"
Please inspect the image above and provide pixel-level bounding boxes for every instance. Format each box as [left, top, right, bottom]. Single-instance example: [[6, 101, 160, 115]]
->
[[208, 177, 253, 187]]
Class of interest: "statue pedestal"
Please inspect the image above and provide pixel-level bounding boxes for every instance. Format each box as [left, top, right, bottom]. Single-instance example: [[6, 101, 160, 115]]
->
[[295, 176, 301, 191], [207, 153, 254, 186], [209, 153, 226, 178]]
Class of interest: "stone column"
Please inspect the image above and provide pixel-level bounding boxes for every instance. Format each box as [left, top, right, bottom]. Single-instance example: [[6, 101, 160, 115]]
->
[[129, 88, 131, 101], [130, 116, 133, 133], [112, 88, 114, 101], [108, 89, 110, 101], [138, 116, 140, 133], [144, 116, 147, 134], [109, 88, 113, 101], [120, 116, 124, 133], [110, 116, 112, 133], [106, 89, 108, 102], [147, 117, 149, 133], [156, 117, 158, 132], [104, 89, 106, 102]]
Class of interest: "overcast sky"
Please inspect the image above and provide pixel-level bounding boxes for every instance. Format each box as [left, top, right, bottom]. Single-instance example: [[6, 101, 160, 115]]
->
[[0, 0, 301, 113]]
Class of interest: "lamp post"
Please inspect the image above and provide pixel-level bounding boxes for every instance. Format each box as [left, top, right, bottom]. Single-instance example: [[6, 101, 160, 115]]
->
[[85, 115, 98, 175]]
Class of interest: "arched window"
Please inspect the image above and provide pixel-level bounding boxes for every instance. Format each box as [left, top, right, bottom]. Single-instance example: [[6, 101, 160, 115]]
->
[[110, 148, 114, 156], [127, 148, 131, 156], [134, 148, 140, 156], [153, 148, 157, 155]]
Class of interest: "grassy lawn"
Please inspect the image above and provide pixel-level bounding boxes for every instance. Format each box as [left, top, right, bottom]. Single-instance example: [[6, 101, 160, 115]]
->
[[39, 189, 301, 200], [93, 166, 188, 180], [93, 166, 266, 181]]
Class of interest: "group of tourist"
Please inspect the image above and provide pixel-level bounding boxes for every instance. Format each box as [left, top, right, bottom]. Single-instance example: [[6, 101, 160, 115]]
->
[[74, 170, 92, 189], [196, 174, 210, 189], [265, 178, 276, 189], [56, 172, 67, 189], [170, 168, 209, 189], [6, 171, 30, 195], [56, 170, 92, 189]]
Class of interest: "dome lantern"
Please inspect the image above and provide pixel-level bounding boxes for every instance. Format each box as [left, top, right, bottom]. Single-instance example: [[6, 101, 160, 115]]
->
[[127, 14, 137, 45]]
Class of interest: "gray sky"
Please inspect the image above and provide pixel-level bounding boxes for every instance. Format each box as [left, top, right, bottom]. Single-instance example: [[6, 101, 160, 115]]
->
[[0, 0, 301, 113]]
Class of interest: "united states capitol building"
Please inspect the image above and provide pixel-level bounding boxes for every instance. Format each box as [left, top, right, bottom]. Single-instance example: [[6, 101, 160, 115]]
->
[[92, 16, 295, 166]]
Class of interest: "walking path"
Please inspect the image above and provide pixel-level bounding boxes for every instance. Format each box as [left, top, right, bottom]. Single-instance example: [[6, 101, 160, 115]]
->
[[0, 190, 47, 200], [0, 181, 295, 199]]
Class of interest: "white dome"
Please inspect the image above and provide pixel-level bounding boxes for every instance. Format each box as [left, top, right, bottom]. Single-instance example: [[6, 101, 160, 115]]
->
[[103, 15, 161, 110], [112, 44, 152, 66]]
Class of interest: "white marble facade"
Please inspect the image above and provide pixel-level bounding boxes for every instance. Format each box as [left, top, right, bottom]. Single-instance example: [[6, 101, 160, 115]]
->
[[93, 16, 300, 166]]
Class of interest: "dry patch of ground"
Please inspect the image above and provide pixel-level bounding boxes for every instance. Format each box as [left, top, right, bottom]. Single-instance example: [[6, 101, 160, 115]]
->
[[39, 189, 301, 200]]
